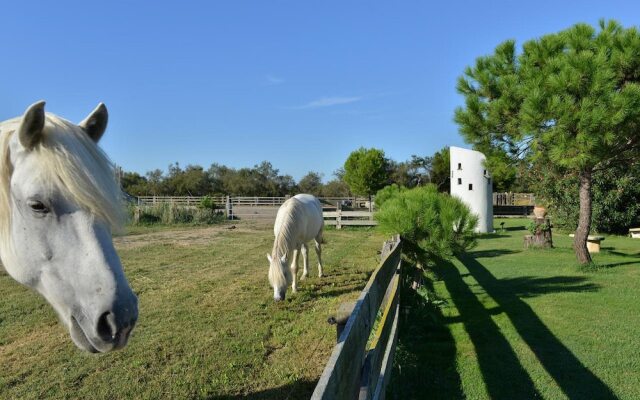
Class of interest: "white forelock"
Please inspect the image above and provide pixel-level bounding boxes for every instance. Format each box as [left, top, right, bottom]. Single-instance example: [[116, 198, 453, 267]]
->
[[0, 113, 123, 262]]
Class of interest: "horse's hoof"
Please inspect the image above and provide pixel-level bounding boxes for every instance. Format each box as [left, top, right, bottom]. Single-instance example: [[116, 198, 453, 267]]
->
[[300, 274, 308, 281]]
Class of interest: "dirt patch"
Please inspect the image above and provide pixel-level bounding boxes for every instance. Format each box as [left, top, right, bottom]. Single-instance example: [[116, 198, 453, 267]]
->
[[114, 220, 272, 250]]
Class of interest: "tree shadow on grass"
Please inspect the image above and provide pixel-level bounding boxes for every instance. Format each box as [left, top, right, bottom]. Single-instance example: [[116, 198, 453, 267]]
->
[[433, 259, 542, 399], [206, 379, 317, 400], [584, 260, 640, 270], [478, 233, 510, 239], [504, 225, 527, 231], [387, 270, 464, 400], [302, 269, 373, 300], [468, 249, 520, 258], [458, 254, 617, 400], [603, 249, 640, 258], [501, 276, 600, 298]]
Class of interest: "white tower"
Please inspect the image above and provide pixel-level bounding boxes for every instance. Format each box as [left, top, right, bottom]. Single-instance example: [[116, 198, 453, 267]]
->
[[450, 146, 493, 233]]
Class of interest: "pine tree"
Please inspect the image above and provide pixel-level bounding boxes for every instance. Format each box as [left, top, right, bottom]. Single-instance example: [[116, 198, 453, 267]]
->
[[455, 20, 640, 264]]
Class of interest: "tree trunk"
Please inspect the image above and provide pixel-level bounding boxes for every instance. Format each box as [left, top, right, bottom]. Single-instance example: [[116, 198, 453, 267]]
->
[[574, 169, 593, 264]]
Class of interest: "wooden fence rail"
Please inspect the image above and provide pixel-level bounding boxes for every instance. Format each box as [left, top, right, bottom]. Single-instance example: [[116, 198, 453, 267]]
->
[[323, 210, 377, 229], [312, 236, 402, 400], [135, 196, 379, 225], [493, 192, 535, 206], [135, 195, 373, 208], [137, 194, 537, 208], [136, 196, 227, 206]]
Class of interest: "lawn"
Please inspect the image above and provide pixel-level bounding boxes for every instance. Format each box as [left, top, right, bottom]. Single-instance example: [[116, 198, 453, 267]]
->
[[389, 218, 640, 399], [0, 222, 385, 399]]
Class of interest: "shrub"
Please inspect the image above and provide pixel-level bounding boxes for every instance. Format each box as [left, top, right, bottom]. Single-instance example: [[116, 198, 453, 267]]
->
[[534, 163, 640, 234], [375, 184, 478, 263], [374, 184, 405, 209], [198, 195, 217, 210], [128, 203, 224, 226]]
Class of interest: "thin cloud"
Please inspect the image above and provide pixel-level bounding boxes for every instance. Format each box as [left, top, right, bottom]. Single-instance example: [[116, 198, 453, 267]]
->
[[265, 75, 285, 85], [293, 96, 362, 109]]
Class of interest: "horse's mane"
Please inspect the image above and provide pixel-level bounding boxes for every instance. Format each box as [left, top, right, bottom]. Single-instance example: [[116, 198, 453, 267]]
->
[[0, 113, 123, 263], [268, 198, 305, 288]]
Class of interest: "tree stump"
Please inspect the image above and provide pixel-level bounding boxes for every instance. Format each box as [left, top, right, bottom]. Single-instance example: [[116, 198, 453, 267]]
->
[[524, 218, 553, 249]]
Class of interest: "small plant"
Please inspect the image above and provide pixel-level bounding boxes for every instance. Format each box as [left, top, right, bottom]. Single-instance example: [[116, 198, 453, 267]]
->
[[198, 196, 217, 210], [528, 220, 551, 235]]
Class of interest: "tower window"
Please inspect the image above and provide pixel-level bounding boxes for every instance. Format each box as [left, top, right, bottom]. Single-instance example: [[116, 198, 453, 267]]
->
[[457, 163, 462, 170], [457, 178, 462, 185], [468, 183, 473, 190]]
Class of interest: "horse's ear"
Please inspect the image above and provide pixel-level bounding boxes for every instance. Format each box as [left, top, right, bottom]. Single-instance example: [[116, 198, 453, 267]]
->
[[266, 254, 272, 263], [79, 103, 108, 143], [18, 101, 46, 150]]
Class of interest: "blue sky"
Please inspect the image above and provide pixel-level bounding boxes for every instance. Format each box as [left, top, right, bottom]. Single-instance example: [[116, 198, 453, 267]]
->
[[1, 1, 639, 181]]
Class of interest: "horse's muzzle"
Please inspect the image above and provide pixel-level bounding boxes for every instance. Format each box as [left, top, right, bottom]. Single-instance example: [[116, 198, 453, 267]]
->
[[274, 289, 287, 302]]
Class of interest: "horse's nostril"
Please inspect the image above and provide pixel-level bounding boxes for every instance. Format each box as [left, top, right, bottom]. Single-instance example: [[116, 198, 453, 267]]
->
[[96, 311, 117, 342]]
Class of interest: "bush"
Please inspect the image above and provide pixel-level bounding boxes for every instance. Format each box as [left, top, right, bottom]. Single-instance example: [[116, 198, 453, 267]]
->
[[198, 195, 217, 210], [375, 184, 478, 263], [534, 163, 640, 234], [128, 203, 224, 226], [374, 184, 405, 209]]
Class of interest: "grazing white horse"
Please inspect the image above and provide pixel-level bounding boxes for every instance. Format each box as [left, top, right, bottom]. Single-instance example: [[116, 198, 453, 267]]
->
[[267, 194, 324, 301], [0, 101, 138, 353]]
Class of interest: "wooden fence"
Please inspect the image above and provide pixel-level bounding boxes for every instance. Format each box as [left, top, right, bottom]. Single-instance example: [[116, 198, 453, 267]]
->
[[312, 236, 402, 400], [135, 196, 371, 208], [493, 192, 535, 206], [138, 194, 536, 207], [136, 196, 227, 206], [324, 210, 377, 229], [135, 196, 377, 224]]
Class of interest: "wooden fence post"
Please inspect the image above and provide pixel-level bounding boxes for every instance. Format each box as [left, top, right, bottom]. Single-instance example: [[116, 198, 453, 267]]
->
[[225, 196, 232, 219], [312, 236, 401, 400], [133, 206, 141, 224]]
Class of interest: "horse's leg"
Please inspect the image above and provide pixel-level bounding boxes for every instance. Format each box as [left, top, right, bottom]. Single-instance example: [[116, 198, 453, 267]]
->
[[315, 231, 324, 278], [290, 249, 299, 293], [300, 243, 309, 280]]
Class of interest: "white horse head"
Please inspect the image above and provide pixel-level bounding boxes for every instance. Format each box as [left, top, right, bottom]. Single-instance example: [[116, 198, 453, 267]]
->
[[0, 101, 138, 353], [267, 252, 291, 301]]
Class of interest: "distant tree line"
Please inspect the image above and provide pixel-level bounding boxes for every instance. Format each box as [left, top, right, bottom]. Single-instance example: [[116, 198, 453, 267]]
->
[[119, 161, 351, 197], [118, 146, 472, 198]]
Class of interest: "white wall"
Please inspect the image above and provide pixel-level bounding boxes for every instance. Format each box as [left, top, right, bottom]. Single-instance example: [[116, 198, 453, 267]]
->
[[450, 146, 493, 233]]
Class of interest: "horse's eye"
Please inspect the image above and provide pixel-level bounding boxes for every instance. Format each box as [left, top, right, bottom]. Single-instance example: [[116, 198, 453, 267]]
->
[[28, 201, 49, 214]]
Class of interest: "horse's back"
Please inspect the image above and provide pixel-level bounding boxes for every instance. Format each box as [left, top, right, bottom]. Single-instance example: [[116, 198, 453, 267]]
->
[[293, 194, 322, 218], [274, 194, 323, 240]]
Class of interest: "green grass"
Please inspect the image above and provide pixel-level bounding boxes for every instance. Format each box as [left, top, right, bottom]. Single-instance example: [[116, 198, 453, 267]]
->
[[389, 218, 640, 399], [0, 223, 384, 399]]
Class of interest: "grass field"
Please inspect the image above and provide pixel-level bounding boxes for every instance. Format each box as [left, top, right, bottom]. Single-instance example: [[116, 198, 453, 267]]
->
[[0, 222, 385, 399], [390, 218, 640, 400]]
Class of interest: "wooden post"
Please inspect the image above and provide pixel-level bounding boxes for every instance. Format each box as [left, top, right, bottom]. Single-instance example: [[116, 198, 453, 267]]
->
[[133, 206, 141, 224], [225, 195, 232, 220], [327, 302, 357, 342]]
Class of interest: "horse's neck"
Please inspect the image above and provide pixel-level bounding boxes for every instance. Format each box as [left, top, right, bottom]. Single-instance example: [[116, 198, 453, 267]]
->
[[272, 217, 297, 260]]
